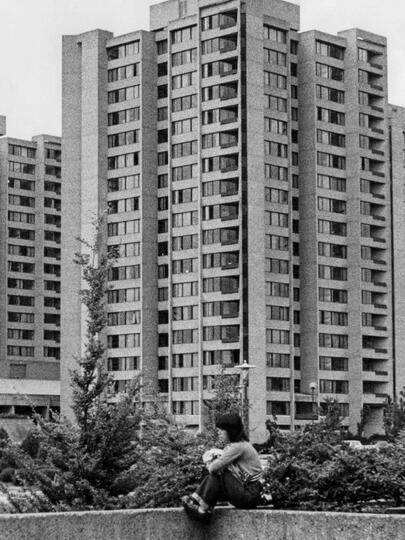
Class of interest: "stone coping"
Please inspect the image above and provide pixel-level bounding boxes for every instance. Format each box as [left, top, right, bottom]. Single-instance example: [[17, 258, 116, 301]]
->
[[0, 508, 404, 540]]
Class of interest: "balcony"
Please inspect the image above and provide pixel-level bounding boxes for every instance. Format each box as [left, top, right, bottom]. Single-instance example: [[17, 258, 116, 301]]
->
[[372, 281, 387, 288]]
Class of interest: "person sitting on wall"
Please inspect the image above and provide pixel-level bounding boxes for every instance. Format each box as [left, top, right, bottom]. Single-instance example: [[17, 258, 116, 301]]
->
[[182, 412, 263, 521]]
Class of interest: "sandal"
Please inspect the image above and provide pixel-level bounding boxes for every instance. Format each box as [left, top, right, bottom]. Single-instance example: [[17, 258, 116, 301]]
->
[[181, 495, 212, 522]]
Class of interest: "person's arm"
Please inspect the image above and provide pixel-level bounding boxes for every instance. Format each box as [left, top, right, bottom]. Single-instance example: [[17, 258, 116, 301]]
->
[[207, 444, 243, 473]]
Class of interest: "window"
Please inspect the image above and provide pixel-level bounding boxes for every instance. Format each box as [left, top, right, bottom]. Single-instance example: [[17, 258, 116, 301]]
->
[[171, 25, 196, 44], [263, 25, 287, 43], [319, 333, 348, 348], [108, 130, 139, 148], [172, 94, 197, 112], [108, 197, 139, 214], [317, 174, 346, 192], [202, 178, 238, 197], [203, 227, 239, 246], [316, 40, 345, 60], [172, 187, 197, 204], [264, 117, 287, 135], [172, 234, 198, 251], [157, 40, 168, 55], [172, 163, 197, 182], [318, 264, 347, 281], [319, 310, 348, 326], [108, 265, 140, 281], [8, 177, 35, 191], [203, 251, 239, 270], [108, 63, 139, 82], [107, 220, 140, 237], [107, 311, 141, 326], [317, 152, 346, 170], [108, 174, 140, 192], [202, 83, 238, 102], [317, 196, 346, 213], [266, 329, 290, 344], [318, 220, 347, 236], [317, 129, 345, 148], [202, 58, 238, 78], [172, 328, 198, 344], [203, 276, 239, 294], [172, 257, 198, 274], [202, 202, 238, 221], [203, 325, 239, 343], [172, 281, 198, 297], [201, 11, 237, 31], [108, 108, 140, 126], [265, 211, 288, 228], [8, 210, 35, 224], [319, 356, 348, 371], [316, 85, 345, 104], [264, 72, 287, 89], [264, 164, 288, 181], [172, 210, 198, 228], [319, 287, 347, 303], [265, 95, 287, 112], [8, 261, 35, 273], [8, 194, 35, 208], [316, 63, 344, 81], [319, 379, 348, 394], [266, 305, 289, 321], [172, 305, 198, 321], [265, 258, 289, 274], [8, 244, 35, 257], [317, 107, 345, 126], [264, 48, 287, 66], [7, 346, 34, 357], [265, 234, 289, 251], [266, 353, 290, 368], [107, 288, 140, 303], [172, 48, 197, 67], [107, 40, 139, 60], [108, 152, 139, 170], [264, 142, 288, 158], [8, 144, 36, 158], [107, 333, 140, 348], [172, 140, 197, 159], [172, 117, 197, 136], [108, 85, 140, 104], [202, 154, 238, 173], [267, 377, 290, 392], [9, 162, 35, 175], [201, 35, 237, 55], [318, 242, 347, 258], [108, 241, 140, 258]]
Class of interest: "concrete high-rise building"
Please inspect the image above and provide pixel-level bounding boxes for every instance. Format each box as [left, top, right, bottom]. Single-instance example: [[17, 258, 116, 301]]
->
[[0, 118, 61, 436], [61, 0, 399, 441]]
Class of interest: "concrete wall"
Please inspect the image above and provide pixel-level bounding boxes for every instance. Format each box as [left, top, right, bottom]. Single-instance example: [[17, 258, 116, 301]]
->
[[0, 508, 404, 540]]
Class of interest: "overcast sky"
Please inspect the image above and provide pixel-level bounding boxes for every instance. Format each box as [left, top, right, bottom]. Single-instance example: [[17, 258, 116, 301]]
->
[[1, 0, 404, 139]]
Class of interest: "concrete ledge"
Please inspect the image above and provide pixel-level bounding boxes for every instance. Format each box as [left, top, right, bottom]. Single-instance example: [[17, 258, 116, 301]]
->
[[0, 508, 404, 540]]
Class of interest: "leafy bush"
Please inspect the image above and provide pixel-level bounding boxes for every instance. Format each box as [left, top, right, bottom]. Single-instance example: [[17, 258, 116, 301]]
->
[[262, 408, 405, 512]]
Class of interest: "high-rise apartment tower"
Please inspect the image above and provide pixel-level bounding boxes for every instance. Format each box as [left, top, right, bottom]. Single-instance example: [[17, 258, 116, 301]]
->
[[61, 0, 397, 441], [0, 119, 61, 436]]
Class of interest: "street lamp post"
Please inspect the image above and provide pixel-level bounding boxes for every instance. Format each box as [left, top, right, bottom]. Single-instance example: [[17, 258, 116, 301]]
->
[[236, 360, 255, 433], [309, 381, 317, 422]]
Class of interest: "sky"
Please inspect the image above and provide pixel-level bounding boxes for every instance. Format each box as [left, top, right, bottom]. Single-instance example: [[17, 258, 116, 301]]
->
[[0, 0, 404, 139]]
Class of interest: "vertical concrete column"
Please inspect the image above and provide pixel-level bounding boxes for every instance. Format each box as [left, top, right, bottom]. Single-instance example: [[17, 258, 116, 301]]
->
[[60, 30, 112, 419], [244, 0, 267, 443], [140, 32, 159, 399]]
